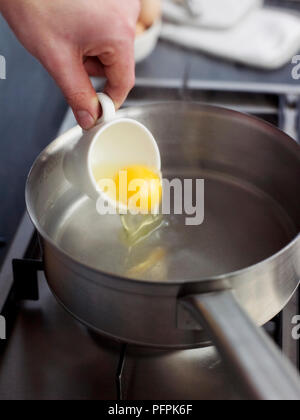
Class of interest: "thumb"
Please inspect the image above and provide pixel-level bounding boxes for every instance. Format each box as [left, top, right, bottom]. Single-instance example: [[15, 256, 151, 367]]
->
[[46, 50, 100, 129]]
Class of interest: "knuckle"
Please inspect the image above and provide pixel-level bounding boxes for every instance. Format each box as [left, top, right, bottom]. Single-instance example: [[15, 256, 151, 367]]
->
[[99, 49, 117, 66], [120, 17, 136, 40], [126, 21, 136, 38]]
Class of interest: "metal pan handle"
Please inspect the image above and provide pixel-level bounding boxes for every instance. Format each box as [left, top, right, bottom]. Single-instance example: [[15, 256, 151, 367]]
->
[[180, 291, 300, 400]]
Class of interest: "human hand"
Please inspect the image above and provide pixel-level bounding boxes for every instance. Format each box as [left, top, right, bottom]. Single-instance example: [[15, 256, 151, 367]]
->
[[0, 0, 140, 129]]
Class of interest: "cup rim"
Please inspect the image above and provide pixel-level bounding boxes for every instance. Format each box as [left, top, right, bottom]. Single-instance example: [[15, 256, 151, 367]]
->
[[87, 117, 161, 211]]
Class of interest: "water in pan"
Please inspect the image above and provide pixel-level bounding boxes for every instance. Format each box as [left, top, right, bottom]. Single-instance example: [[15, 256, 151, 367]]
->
[[52, 170, 295, 283]]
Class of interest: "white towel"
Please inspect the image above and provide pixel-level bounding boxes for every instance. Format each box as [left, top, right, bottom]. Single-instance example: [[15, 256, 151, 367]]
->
[[163, 0, 263, 29], [161, 8, 300, 69]]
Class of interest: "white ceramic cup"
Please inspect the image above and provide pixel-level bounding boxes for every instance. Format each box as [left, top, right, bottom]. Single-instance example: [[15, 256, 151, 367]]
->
[[63, 93, 161, 208]]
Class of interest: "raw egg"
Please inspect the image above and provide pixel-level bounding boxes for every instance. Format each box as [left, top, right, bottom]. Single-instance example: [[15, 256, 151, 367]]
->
[[114, 165, 162, 213]]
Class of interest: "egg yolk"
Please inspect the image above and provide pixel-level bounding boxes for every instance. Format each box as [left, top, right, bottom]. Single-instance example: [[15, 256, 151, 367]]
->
[[114, 165, 162, 213]]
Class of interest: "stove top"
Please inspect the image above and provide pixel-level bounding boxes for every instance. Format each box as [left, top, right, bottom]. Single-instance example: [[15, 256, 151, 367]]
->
[[0, 214, 240, 400], [0, 214, 298, 400]]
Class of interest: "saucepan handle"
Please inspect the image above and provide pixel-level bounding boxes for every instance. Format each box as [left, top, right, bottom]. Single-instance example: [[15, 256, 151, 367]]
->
[[180, 291, 300, 400]]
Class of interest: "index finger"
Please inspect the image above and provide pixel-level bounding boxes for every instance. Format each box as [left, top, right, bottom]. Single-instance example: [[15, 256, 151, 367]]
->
[[99, 39, 136, 109]]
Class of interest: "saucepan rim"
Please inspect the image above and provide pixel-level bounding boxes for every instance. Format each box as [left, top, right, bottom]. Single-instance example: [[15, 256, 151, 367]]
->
[[25, 102, 300, 287]]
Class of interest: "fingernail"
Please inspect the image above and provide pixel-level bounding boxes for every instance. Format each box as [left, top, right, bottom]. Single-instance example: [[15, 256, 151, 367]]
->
[[76, 110, 95, 130]]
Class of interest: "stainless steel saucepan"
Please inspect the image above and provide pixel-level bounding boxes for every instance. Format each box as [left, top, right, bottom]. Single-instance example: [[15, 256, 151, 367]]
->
[[26, 103, 300, 399]]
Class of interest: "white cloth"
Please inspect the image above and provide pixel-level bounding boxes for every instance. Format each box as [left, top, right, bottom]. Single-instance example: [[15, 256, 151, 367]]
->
[[163, 0, 263, 29], [161, 8, 300, 69]]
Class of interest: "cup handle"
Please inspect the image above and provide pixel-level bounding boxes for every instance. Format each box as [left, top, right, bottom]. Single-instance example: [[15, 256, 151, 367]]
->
[[96, 93, 116, 124]]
